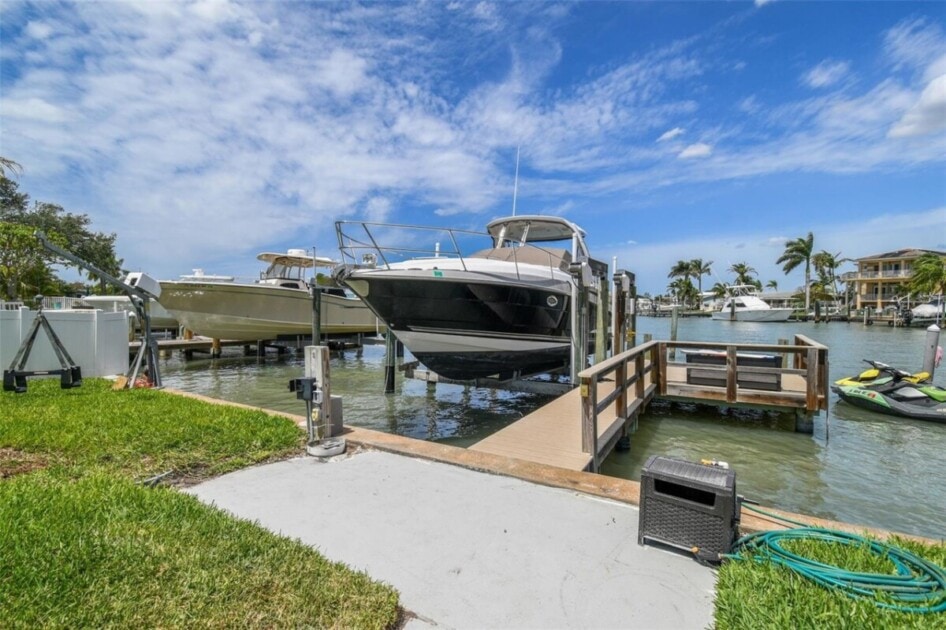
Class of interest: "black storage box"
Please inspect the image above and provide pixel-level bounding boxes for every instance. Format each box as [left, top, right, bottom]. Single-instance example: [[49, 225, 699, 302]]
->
[[684, 350, 782, 391], [638, 455, 739, 561]]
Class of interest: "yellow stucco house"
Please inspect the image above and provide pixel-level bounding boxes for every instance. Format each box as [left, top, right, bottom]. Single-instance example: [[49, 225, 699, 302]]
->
[[843, 248, 946, 311]]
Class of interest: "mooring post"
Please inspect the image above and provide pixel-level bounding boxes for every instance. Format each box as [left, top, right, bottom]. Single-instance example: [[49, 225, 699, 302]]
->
[[611, 273, 624, 357], [311, 285, 322, 344], [211, 337, 221, 358], [384, 332, 396, 393], [595, 276, 608, 364], [922, 324, 941, 379], [669, 306, 679, 360]]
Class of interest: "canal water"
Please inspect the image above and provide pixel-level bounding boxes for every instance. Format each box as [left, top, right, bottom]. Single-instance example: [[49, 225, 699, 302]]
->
[[160, 318, 945, 539]]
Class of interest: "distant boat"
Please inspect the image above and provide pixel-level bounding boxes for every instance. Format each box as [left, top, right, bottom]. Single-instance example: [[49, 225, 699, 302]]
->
[[911, 297, 944, 321], [78, 286, 179, 330], [158, 249, 381, 341], [334, 215, 606, 380], [711, 285, 793, 322]]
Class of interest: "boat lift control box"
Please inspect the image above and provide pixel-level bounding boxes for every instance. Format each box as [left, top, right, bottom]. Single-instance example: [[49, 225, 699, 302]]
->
[[638, 455, 739, 562]]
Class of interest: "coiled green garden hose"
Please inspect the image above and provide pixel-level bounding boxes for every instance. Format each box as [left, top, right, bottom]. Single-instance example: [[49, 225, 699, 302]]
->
[[728, 504, 946, 614]]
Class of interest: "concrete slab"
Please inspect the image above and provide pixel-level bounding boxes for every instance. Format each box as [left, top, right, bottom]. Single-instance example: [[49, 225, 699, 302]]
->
[[188, 450, 717, 629]]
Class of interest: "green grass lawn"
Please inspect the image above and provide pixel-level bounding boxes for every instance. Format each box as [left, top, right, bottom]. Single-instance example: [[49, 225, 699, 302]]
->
[[0, 379, 400, 629]]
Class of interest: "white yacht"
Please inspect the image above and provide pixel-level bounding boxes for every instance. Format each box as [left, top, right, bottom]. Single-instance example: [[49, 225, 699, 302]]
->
[[333, 215, 607, 380], [158, 249, 381, 340], [711, 285, 793, 322]]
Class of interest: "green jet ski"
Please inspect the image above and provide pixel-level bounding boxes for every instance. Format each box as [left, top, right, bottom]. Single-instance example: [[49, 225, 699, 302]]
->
[[833, 362, 946, 423]]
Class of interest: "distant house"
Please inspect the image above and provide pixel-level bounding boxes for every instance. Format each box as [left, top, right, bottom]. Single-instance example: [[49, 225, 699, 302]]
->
[[841, 248, 946, 311]]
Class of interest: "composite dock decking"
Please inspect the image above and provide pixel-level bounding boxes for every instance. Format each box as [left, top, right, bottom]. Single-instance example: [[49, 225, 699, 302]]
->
[[471, 386, 603, 471]]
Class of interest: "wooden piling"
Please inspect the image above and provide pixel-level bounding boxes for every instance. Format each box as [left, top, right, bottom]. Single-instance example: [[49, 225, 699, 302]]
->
[[384, 332, 396, 393]]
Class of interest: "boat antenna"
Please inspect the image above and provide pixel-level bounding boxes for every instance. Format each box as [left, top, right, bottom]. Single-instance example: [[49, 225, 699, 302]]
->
[[512, 144, 520, 217]]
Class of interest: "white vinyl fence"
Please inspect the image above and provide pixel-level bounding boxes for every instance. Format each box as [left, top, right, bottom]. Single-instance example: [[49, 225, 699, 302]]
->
[[1, 308, 129, 378]]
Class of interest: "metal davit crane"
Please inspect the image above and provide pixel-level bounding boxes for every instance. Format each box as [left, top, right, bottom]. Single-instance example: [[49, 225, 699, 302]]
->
[[33, 231, 162, 389]]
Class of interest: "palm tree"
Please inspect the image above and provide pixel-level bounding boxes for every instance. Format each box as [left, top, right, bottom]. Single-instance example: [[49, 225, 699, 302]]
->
[[667, 277, 697, 308], [908, 253, 946, 296], [812, 250, 849, 303], [728, 262, 757, 286], [766, 280, 778, 290], [777, 232, 815, 313], [668, 260, 691, 282], [689, 259, 713, 298], [711, 281, 729, 298], [667, 260, 693, 308], [0, 157, 23, 178]]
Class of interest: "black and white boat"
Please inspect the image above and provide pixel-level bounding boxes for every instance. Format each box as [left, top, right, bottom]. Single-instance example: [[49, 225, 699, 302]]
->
[[333, 215, 607, 380]]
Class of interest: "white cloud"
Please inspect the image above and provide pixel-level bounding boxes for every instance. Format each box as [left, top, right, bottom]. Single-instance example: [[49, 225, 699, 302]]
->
[[2, 97, 69, 123], [314, 49, 371, 98], [802, 59, 850, 88], [884, 18, 946, 74], [888, 74, 946, 138], [738, 95, 760, 114], [25, 21, 54, 40], [678, 143, 712, 159], [657, 127, 685, 142]]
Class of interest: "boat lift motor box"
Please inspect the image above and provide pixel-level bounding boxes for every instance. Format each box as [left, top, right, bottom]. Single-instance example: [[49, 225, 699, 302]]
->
[[638, 455, 740, 562]]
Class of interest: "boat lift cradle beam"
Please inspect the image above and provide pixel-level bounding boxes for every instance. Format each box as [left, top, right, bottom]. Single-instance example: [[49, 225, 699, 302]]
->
[[33, 231, 162, 388]]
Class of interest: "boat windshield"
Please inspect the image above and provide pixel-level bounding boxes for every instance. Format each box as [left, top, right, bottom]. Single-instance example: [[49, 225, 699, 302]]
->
[[262, 262, 305, 281]]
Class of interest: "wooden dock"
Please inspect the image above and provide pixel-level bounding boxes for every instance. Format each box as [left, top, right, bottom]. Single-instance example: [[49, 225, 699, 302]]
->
[[131, 334, 375, 358], [471, 336, 829, 473]]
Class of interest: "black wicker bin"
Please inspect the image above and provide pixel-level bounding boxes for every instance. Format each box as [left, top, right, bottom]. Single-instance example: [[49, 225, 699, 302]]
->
[[638, 455, 739, 561]]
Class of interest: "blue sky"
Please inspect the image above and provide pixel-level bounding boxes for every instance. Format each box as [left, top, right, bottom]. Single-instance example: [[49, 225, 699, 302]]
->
[[2, 0, 944, 295]]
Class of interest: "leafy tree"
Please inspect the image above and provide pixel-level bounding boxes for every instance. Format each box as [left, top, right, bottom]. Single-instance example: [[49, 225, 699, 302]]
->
[[766, 279, 778, 290], [777, 232, 815, 312], [0, 223, 68, 300], [728, 262, 757, 286], [0, 169, 123, 297], [908, 253, 946, 296]]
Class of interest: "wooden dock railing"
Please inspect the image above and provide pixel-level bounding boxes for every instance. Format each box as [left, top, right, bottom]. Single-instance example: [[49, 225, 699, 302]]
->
[[579, 335, 829, 472]]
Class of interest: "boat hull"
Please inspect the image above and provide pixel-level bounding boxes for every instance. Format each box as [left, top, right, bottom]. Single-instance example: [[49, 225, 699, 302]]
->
[[342, 270, 573, 379], [711, 308, 793, 322], [158, 281, 381, 340]]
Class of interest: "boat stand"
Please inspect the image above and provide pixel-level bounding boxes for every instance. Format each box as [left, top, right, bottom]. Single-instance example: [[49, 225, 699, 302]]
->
[[3, 302, 82, 393]]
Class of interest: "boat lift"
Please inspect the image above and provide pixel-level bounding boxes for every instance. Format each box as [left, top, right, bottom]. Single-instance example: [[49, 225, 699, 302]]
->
[[3, 295, 82, 393], [33, 231, 163, 389]]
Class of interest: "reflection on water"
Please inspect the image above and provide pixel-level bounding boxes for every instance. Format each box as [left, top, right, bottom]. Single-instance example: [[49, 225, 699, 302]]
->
[[161, 319, 946, 539]]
